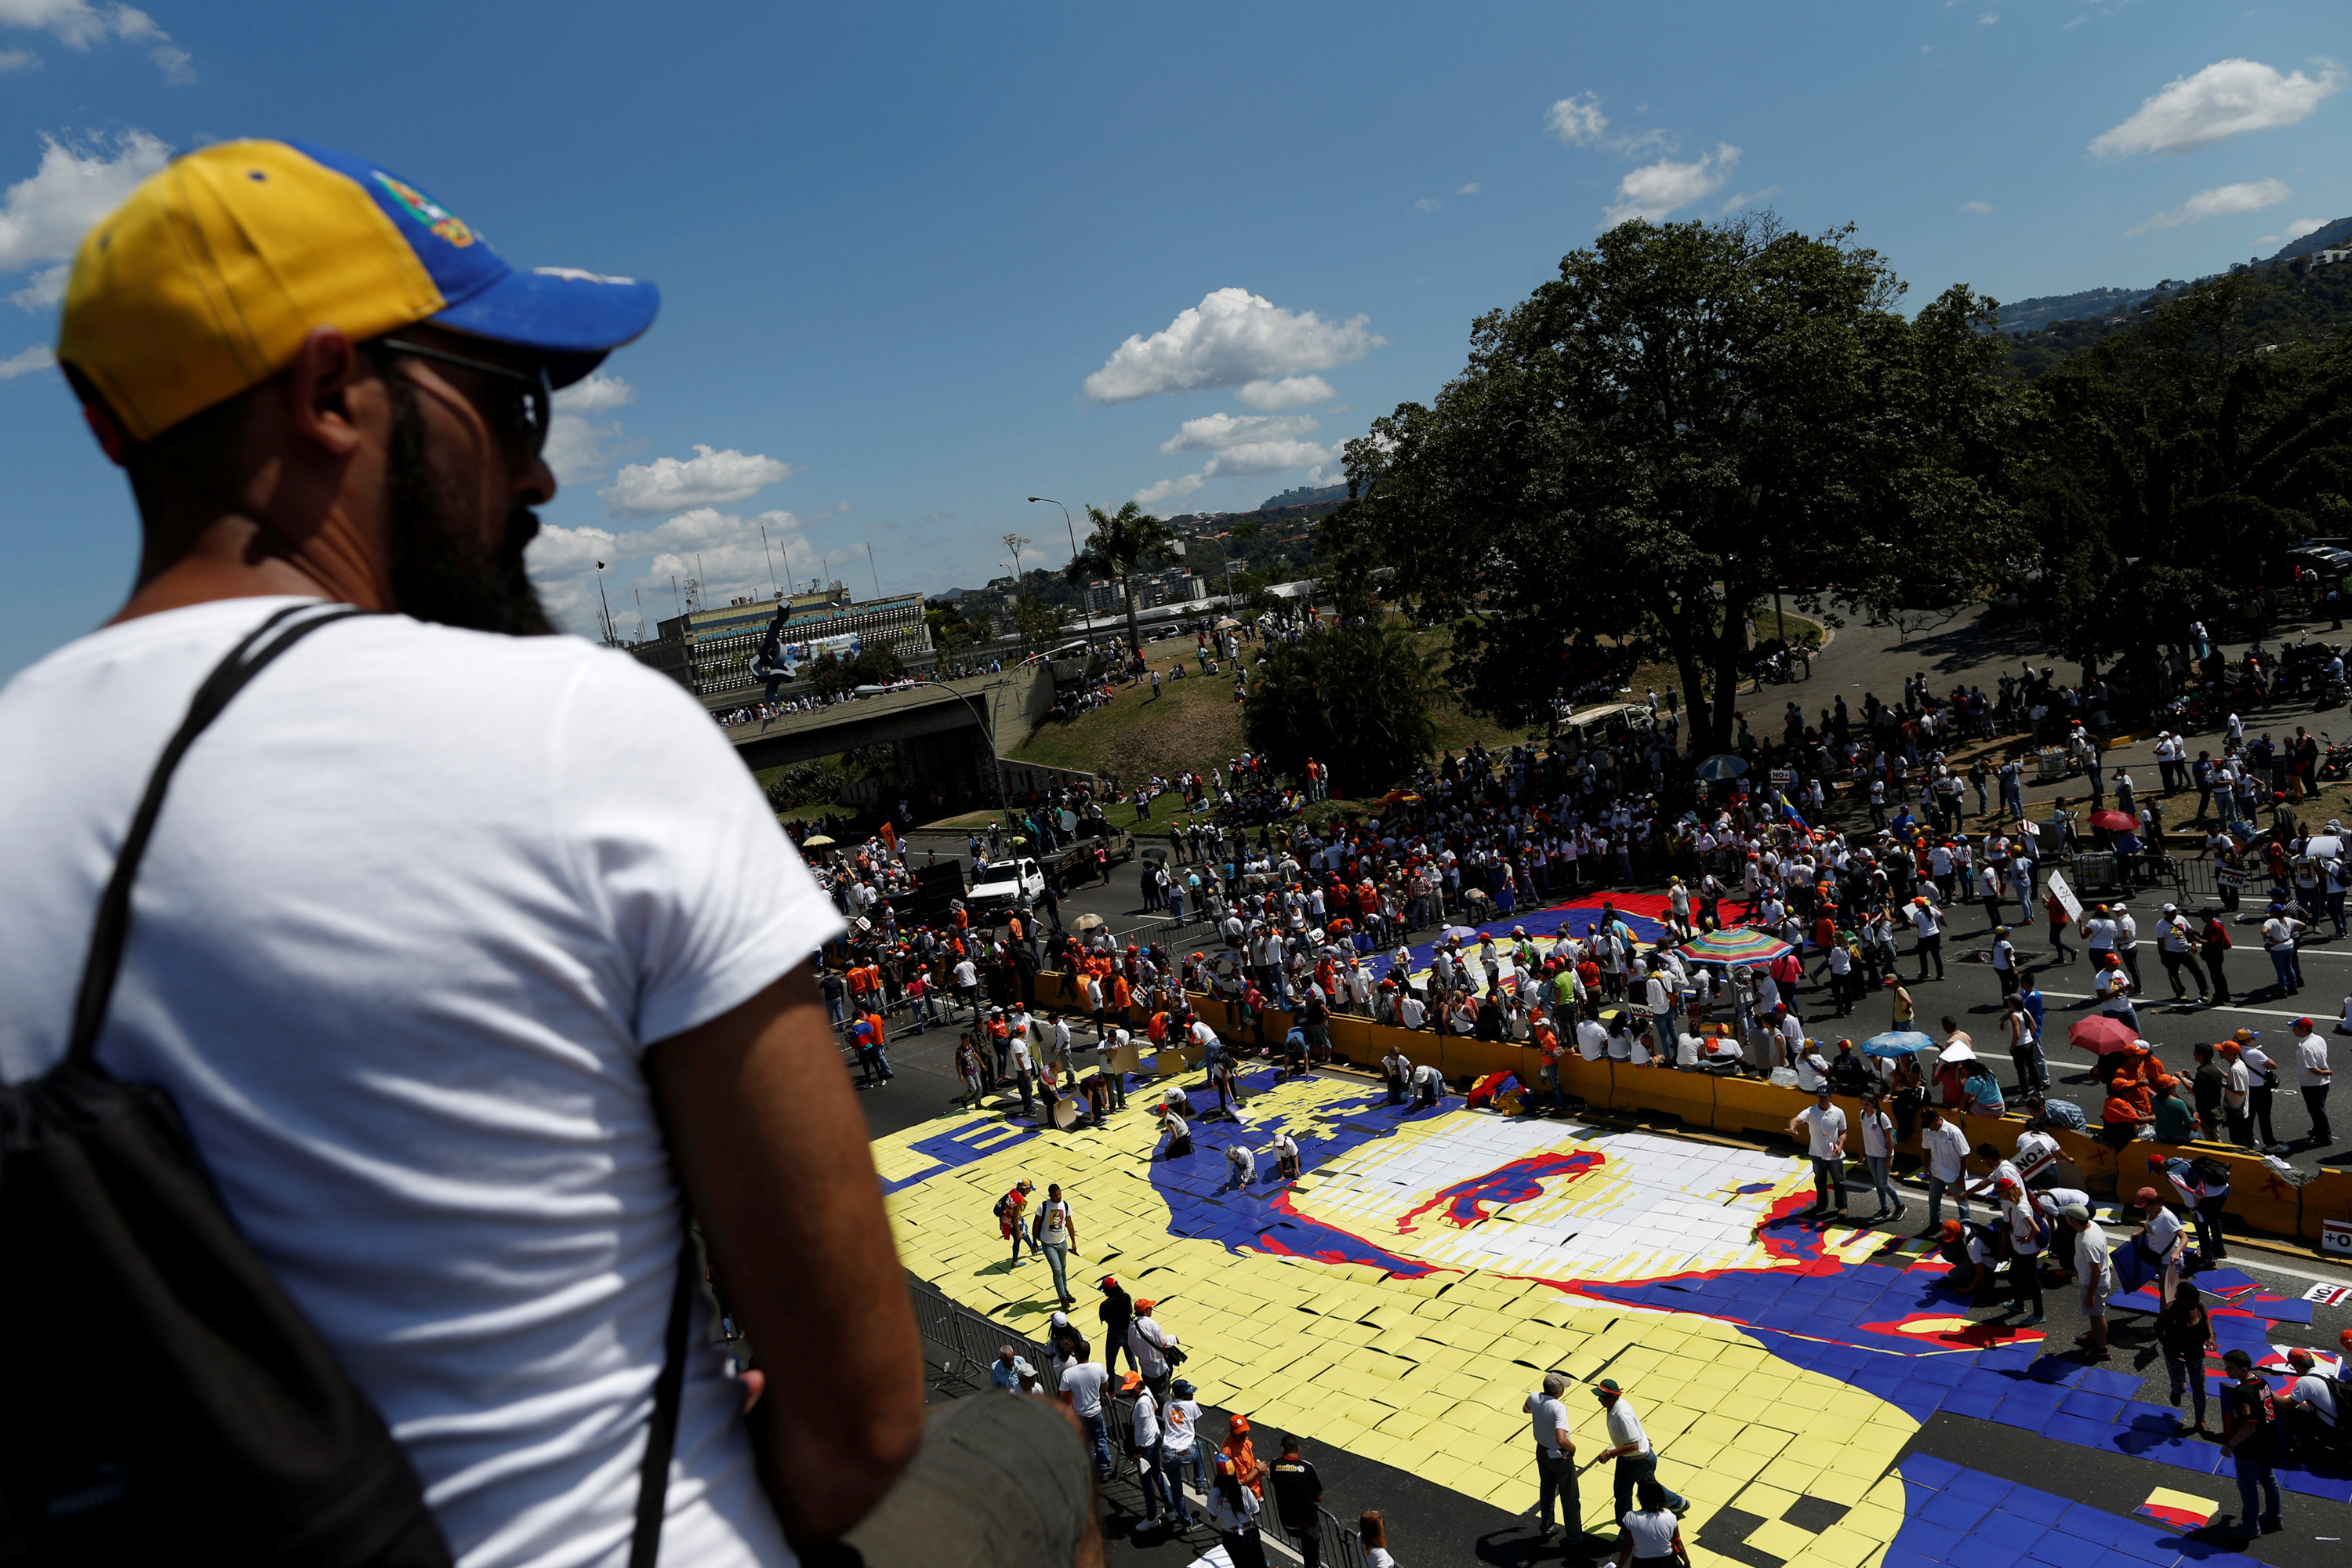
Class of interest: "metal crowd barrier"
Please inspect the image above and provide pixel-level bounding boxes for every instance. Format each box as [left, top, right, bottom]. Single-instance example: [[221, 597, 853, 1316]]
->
[[905, 1274, 1369, 1568]]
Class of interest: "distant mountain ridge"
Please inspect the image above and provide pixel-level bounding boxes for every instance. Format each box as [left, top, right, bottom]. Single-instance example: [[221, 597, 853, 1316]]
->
[[1990, 216, 2350, 336], [1258, 482, 1348, 510]]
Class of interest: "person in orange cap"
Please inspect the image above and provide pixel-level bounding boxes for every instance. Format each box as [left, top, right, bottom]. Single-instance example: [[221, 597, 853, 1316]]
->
[[1221, 1414, 1265, 1500]]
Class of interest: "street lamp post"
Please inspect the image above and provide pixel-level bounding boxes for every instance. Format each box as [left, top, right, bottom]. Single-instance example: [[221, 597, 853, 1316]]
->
[[938, 676, 1011, 812], [594, 560, 615, 646], [1029, 495, 1081, 568]]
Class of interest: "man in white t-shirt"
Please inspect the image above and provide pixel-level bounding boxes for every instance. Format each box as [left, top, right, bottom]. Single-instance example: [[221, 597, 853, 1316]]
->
[[1057, 1357, 1115, 1480], [1789, 1087, 1849, 1218], [2292, 1017, 2334, 1147], [1521, 1373, 1578, 1537], [2061, 1204, 2118, 1361], [0, 141, 961, 1566]]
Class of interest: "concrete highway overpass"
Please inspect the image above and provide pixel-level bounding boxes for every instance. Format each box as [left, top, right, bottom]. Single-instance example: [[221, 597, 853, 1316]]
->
[[718, 667, 1084, 801]]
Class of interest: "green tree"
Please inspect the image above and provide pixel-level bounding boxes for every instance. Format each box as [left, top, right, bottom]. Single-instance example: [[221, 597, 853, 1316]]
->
[[926, 600, 981, 660], [1066, 500, 1176, 653], [1010, 592, 1066, 657], [2019, 278, 2352, 688], [1242, 619, 1440, 794], [1324, 214, 2025, 752]]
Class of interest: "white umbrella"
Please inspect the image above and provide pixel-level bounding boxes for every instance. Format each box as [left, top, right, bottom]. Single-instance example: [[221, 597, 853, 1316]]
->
[[1939, 1041, 1977, 1063]]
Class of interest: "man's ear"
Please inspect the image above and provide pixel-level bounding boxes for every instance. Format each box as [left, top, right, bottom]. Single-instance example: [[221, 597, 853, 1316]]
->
[[283, 327, 372, 459]]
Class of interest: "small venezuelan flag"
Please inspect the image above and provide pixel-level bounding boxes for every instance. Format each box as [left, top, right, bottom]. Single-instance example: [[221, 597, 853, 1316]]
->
[[2136, 1487, 2219, 1530]]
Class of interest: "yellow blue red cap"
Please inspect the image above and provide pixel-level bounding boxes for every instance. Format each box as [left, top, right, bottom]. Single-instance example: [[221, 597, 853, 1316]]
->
[[58, 139, 657, 444]]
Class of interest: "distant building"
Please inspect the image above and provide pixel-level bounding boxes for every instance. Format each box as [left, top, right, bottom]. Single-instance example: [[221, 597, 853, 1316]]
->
[[629, 581, 934, 697]]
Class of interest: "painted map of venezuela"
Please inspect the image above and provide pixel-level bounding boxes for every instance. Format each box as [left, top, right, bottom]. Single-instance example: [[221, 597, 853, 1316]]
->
[[873, 1065, 2328, 1566]]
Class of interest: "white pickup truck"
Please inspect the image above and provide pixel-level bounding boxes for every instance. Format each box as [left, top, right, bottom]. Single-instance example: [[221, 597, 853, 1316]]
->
[[966, 856, 1046, 919]]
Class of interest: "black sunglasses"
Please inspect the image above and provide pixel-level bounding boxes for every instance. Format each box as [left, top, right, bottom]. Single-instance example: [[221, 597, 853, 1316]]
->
[[379, 337, 552, 456]]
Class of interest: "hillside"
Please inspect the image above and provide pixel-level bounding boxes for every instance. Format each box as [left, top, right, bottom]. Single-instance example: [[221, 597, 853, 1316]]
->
[[1000, 627, 1538, 832], [2001, 256, 2352, 379], [1984, 214, 2349, 346], [1992, 285, 2156, 336]]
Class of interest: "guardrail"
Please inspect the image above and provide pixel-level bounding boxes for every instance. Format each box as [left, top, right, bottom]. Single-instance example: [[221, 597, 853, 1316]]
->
[[1028, 971, 2352, 1250], [906, 1274, 1370, 1567]]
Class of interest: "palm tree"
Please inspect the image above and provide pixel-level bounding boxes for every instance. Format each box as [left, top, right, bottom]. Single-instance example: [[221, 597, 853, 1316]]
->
[[1065, 501, 1177, 653]]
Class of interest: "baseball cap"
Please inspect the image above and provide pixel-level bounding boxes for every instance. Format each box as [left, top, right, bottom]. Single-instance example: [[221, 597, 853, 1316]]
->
[[1593, 1378, 1621, 1396], [60, 139, 659, 445]]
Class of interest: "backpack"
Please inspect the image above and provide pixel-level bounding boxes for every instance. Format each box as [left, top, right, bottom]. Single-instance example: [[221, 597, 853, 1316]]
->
[[0, 607, 692, 1566]]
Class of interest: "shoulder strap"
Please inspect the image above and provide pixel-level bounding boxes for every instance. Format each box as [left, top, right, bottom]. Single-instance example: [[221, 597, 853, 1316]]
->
[[68, 604, 371, 1066], [630, 1243, 696, 1568]]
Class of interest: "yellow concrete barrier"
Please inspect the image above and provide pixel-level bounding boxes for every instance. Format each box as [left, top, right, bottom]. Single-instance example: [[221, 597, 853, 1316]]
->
[[1711, 1074, 1811, 1142], [1610, 1061, 1718, 1127], [2299, 1168, 2352, 1243]]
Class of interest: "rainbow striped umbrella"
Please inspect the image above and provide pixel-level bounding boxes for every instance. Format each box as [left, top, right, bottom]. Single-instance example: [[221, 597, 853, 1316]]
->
[[1676, 927, 1794, 966]]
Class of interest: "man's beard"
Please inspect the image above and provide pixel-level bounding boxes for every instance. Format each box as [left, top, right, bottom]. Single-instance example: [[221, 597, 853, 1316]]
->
[[382, 372, 555, 636]]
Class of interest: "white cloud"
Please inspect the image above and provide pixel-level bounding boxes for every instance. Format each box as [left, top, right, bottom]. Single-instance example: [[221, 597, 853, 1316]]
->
[[1457, 182, 1481, 195], [2091, 58, 2343, 158], [1604, 143, 1741, 225], [602, 444, 793, 519], [1204, 438, 1330, 476], [2280, 216, 2328, 240], [0, 1, 191, 80], [543, 372, 637, 486], [1236, 375, 1334, 411], [1960, 200, 1994, 214], [1083, 288, 1380, 404], [1160, 411, 1319, 457], [1414, 197, 1441, 212], [1545, 92, 1607, 146], [2127, 177, 2290, 234], [0, 130, 170, 289], [8, 260, 64, 309], [1134, 473, 1205, 506], [1979, 12, 1998, 23], [555, 371, 635, 415], [1715, 184, 1779, 215], [0, 341, 54, 378], [528, 506, 814, 637], [1135, 434, 1334, 506], [0, 46, 34, 71]]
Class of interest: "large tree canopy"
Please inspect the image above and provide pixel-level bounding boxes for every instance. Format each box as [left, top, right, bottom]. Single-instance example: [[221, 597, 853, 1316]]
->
[[1323, 215, 2026, 752], [1242, 619, 1440, 795], [2018, 278, 2352, 681]]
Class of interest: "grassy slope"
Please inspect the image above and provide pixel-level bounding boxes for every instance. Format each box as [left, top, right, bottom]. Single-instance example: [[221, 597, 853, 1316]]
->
[[945, 612, 1822, 835]]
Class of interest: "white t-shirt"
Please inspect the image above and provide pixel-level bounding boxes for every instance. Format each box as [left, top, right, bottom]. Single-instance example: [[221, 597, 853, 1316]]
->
[[2298, 1036, 2332, 1087], [1621, 1508, 1679, 1557], [1798, 1102, 1847, 1159], [1058, 1359, 1109, 1418], [0, 601, 841, 1568]]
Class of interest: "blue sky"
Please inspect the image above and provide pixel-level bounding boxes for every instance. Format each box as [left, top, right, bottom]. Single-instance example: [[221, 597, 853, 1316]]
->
[[1, 0, 2346, 675]]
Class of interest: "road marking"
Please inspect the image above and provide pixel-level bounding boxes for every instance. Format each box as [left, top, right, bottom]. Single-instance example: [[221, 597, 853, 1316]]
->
[[2036, 989, 2325, 1025]]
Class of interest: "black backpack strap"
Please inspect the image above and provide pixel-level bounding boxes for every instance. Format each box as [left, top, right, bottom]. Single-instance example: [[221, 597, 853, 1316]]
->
[[630, 1243, 697, 1568], [67, 603, 372, 1067]]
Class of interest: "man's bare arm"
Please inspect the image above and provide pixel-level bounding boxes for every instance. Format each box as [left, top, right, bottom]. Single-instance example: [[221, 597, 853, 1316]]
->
[[647, 961, 922, 1545]]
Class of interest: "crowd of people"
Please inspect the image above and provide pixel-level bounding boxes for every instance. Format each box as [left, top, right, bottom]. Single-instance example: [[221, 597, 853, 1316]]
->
[[800, 626, 2352, 1554]]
